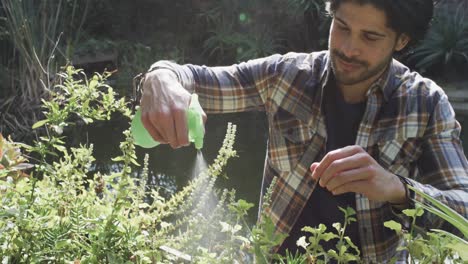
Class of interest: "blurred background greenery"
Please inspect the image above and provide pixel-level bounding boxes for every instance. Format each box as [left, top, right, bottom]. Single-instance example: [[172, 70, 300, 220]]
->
[[1, 0, 467, 140]]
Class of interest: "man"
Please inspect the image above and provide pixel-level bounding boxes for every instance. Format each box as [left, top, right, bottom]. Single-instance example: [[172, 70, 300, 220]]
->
[[139, 0, 468, 262]]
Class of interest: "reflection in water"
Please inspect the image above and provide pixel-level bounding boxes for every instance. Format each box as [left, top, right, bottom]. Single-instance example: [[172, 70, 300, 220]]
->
[[149, 172, 178, 198]]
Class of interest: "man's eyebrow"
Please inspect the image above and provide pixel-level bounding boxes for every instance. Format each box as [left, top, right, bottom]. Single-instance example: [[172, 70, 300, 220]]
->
[[335, 16, 387, 38]]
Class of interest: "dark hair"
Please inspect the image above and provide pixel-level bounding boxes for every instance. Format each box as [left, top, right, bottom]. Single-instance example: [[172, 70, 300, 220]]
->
[[326, 0, 434, 49]]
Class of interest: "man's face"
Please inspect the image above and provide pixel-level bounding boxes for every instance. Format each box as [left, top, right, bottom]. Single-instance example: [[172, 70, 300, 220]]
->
[[328, 2, 408, 87]]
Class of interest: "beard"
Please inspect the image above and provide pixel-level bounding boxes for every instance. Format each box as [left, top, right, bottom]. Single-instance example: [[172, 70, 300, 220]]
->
[[330, 48, 392, 86]]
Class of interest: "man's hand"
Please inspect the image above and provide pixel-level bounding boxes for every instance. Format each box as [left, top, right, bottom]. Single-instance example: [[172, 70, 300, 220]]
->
[[140, 69, 206, 149], [310, 145, 407, 204]]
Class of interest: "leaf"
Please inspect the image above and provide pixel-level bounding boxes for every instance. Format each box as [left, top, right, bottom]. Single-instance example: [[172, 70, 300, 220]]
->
[[237, 199, 254, 211], [332, 222, 342, 233], [409, 185, 468, 238], [32, 119, 49, 129], [411, 240, 428, 258], [130, 158, 140, 166], [446, 242, 468, 261], [403, 207, 424, 218], [56, 239, 71, 249], [82, 117, 94, 124], [384, 220, 402, 233], [9, 163, 34, 171], [431, 229, 468, 246], [321, 232, 338, 242], [112, 157, 124, 162], [89, 78, 99, 90]]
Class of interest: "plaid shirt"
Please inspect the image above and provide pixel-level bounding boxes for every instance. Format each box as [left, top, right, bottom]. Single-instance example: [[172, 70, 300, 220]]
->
[[151, 51, 468, 263]]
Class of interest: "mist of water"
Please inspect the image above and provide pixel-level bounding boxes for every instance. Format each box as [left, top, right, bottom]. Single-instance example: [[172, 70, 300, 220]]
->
[[191, 150, 208, 180]]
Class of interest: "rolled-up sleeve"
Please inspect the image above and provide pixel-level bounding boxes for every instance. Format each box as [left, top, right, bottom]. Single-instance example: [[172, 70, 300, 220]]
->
[[149, 54, 286, 114]]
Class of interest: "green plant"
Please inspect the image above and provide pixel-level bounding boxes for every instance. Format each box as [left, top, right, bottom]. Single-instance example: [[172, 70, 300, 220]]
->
[[235, 27, 284, 62], [384, 186, 468, 263], [286, 0, 330, 51], [0, 0, 89, 139], [0, 134, 33, 181], [32, 66, 131, 131], [404, 2, 468, 76], [0, 66, 259, 263], [295, 207, 360, 264], [73, 37, 117, 58]]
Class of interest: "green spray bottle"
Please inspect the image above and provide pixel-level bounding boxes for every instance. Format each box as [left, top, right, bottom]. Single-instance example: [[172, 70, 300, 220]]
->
[[131, 93, 204, 149]]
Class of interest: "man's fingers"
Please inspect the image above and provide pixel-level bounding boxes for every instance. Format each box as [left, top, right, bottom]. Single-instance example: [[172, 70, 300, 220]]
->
[[174, 109, 189, 147], [312, 145, 365, 181], [310, 162, 319, 175], [331, 180, 369, 196], [319, 152, 370, 187], [163, 116, 178, 149], [142, 112, 167, 143], [326, 166, 372, 191]]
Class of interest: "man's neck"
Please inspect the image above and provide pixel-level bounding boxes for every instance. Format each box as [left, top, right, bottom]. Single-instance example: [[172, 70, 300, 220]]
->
[[337, 65, 390, 104]]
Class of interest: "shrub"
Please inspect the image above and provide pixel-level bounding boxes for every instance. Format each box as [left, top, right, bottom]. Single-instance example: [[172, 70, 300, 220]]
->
[[404, 2, 468, 78]]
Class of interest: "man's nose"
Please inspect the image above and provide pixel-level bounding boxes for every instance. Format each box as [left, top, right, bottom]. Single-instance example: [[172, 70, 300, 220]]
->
[[340, 37, 361, 58]]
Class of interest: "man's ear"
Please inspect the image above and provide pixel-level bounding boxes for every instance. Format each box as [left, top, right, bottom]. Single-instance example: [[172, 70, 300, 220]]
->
[[395, 33, 411, 52]]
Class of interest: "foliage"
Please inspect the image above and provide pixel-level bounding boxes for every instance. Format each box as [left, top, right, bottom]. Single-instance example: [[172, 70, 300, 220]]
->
[[0, 0, 89, 139], [0, 134, 33, 181], [1, 67, 467, 263], [198, 0, 283, 64], [0, 67, 245, 263], [404, 2, 468, 77], [32, 67, 131, 132], [384, 186, 468, 263], [73, 37, 117, 57], [294, 207, 360, 264], [408, 185, 468, 240]]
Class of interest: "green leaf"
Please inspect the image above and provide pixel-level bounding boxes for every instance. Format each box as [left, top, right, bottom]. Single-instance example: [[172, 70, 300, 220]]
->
[[384, 220, 402, 233], [32, 119, 49, 129], [112, 157, 124, 162], [130, 158, 140, 166], [237, 199, 254, 211], [56, 239, 71, 249], [431, 229, 468, 246], [89, 78, 99, 90], [9, 163, 34, 171], [409, 185, 468, 238], [321, 232, 338, 242], [446, 242, 468, 261], [403, 207, 424, 218]]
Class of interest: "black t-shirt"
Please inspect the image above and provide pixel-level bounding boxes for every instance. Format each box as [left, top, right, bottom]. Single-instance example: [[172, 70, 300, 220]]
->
[[278, 81, 366, 256]]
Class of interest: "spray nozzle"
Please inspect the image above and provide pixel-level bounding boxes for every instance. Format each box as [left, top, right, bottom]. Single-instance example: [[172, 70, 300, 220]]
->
[[187, 94, 204, 150], [131, 93, 205, 150]]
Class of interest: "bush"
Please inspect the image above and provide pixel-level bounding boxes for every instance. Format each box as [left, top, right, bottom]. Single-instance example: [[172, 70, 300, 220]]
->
[[404, 2, 468, 78]]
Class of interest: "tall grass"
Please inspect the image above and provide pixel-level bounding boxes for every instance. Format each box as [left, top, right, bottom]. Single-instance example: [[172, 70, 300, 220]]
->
[[0, 0, 89, 139]]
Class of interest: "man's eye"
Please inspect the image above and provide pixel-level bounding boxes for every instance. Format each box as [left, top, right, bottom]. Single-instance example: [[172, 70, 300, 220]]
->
[[338, 25, 349, 31], [365, 35, 379, 42]]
